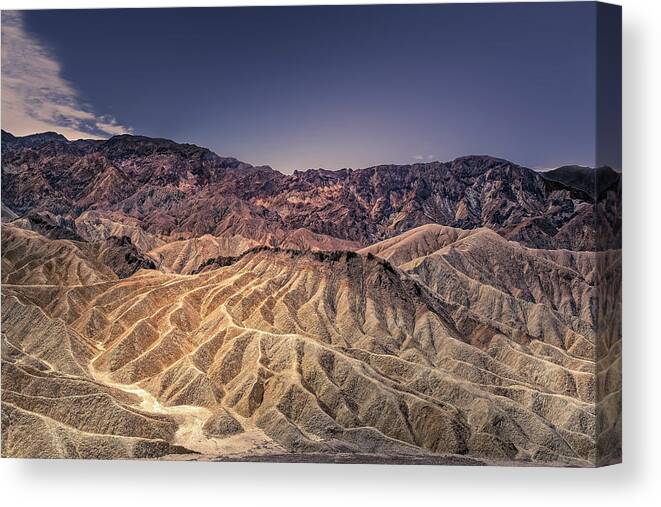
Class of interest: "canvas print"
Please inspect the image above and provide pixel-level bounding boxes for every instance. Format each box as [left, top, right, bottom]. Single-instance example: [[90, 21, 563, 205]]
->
[[0, 3, 621, 466]]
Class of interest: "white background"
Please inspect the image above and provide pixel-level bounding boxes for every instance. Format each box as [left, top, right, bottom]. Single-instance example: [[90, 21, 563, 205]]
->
[[0, 0, 658, 505]]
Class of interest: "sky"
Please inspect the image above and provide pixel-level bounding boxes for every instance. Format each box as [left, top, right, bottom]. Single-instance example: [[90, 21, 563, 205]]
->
[[1, 4, 620, 172]]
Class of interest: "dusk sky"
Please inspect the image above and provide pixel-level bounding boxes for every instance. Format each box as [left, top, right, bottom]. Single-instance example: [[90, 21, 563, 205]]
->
[[1, 4, 612, 172]]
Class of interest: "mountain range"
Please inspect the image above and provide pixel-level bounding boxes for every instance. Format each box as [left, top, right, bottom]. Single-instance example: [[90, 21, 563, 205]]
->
[[1, 131, 621, 465]]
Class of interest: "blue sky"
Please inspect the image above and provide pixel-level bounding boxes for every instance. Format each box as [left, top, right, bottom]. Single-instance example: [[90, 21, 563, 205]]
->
[[2, 4, 615, 172]]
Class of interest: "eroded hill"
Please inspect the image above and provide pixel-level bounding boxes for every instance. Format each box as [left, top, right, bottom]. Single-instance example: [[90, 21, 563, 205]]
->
[[1, 221, 620, 464], [1, 131, 621, 465]]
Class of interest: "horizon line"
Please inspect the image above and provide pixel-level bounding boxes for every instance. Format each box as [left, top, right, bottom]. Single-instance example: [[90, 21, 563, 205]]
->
[[1, 128, 618, 174]]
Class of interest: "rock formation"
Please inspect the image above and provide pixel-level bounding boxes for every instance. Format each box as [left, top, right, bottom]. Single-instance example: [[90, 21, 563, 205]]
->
[[1, 131, 621, 465]]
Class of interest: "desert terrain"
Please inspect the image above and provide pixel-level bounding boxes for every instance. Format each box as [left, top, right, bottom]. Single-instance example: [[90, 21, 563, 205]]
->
[[0, 131, 621, 465]]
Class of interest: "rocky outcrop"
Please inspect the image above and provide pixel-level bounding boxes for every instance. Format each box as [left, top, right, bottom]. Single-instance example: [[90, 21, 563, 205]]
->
[[96, 235, 157, 279]]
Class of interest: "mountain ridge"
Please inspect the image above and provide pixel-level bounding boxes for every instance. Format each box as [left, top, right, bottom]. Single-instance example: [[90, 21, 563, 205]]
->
[[2, 130, 620, 253]]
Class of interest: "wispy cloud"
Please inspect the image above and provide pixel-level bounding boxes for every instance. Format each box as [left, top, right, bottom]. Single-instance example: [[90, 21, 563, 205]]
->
[[413, 154, 435, 161], [1, 11, 132, 139]]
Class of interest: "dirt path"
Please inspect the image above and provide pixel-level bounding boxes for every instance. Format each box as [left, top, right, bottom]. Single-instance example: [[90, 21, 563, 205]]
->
[[88, 358, 283, 457], [88, 361, 219, 453]]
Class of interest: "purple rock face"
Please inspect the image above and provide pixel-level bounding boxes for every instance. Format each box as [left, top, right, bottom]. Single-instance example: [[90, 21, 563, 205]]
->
[[1, 130, 619, 251]]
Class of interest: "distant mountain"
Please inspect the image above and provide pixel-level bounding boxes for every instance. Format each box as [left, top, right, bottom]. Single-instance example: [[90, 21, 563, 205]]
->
[[1, 130, 69, 150], [1, 131, 620, 254], [540, 165, 621, 199]]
